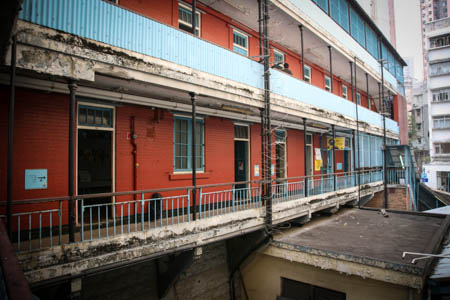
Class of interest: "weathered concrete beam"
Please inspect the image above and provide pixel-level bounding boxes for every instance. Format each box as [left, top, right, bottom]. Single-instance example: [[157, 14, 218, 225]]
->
[[263, 243, 424, 289], [6, 21, 399, 139]]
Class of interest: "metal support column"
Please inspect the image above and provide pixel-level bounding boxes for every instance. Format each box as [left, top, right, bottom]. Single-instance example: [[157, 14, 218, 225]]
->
[[354, 57, 361, 207], [332, 124, 336, 191], [349, 62, 354, 102], [262, 0, 272, 236], [68, 81, 77, 243], [328, 46, 333, 93], [7, 35, 17, 239], [380, 59, 388, 209], [303, 118, 308, 196], [190, 92, 197, 221], [299, 25, 305, 81], [191, 0, 196, 35], [366, 73, 370, 110], [258, 0, 263, 61]]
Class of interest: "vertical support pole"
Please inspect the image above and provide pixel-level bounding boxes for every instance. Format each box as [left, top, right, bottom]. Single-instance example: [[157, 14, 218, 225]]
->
[[262, 0, 272, 236], [68, 81, 77, 243], [349, 62, 354, 102], [380, 58, 388, 209], [299, 25, 305, 81], [328, 46, 333, 93], [191, 0, 196, 35], [332, 125, 336, 191], [7, 35, 17, 239], [354, 57, 361, 207], [303, 118, 308, 197], [258, 0, 263, 62], [189, 92, 197, 221], [352, 129, 356, 187], [260, 109, 265, 200], [366, 73, 370, 110]]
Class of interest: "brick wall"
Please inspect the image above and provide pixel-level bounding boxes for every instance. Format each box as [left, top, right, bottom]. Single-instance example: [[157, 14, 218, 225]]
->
[[365, 187, 410, 210], [117, 0, 375, 112]]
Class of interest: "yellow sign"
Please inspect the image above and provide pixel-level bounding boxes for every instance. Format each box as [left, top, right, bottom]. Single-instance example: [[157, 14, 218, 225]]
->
[[314, 160, 322, 171], [327, 137, 345, 150]]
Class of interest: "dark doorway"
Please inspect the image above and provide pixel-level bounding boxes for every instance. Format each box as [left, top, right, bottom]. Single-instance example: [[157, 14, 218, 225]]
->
[[78, 129, 112, 215], [344, 150, 350, 172], [234, 140, 248, 190]]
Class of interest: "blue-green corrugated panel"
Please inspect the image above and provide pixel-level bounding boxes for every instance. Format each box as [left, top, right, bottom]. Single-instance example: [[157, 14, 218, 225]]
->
[[19, 0, 263, 90]]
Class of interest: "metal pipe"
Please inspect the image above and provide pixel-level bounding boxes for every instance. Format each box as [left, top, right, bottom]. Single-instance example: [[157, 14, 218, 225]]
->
[[303, 118, 308, 196], [349, 62, 354, 102], [191, 0, 196, 35], [366, 73, 370, 110], [189, 92, 197, 221], [262, 0, 272, 235], [68, 81, 77, 243], [7, 35, 17, 239], [380, 50, 388, 209], [332, 124, 336, 191], [260, 109, 265, 199], [354, 57, 361, 207], [258, 0, 262, 62], [299, 25, 305, 81], [130, 116, 137, 198], [328, 46, 333, 93]]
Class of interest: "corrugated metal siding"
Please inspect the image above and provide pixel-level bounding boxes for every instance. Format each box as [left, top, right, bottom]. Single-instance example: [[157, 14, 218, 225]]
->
[[19, 0, 264, 90]]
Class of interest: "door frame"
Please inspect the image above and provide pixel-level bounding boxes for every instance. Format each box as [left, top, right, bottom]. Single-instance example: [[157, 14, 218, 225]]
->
[[306, 133, 313, 176], [76, 101, 116, 223], [234, 123, 251, 183], [275, 129, 287, 179]]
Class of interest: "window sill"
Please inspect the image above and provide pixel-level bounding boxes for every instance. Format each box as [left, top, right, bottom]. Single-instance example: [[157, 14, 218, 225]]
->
[[169, 172, 211, 181]]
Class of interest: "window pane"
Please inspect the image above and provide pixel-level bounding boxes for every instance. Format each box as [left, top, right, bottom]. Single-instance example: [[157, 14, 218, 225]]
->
[[87, 109, 94, 125], [79, 108, 87, 124]]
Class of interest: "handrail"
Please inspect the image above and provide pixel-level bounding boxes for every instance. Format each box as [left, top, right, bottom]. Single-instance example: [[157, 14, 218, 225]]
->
[[0, 170, 383, 206]]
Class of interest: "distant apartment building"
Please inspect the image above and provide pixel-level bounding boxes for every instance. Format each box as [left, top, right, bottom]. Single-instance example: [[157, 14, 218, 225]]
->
[[423, 16, 450, 193]]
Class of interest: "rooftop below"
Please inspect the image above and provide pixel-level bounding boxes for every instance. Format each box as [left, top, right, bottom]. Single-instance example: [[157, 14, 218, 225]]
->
[[271, 208, 450, 279]]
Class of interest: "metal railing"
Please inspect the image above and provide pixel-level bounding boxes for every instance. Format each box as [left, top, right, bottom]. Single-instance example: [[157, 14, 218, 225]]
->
[[0, 170, 384, 253]]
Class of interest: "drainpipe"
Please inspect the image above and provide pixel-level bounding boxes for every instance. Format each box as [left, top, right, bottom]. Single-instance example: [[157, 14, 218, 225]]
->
[[258, 0, 262, 62], [328, 46, 333, 93], [191, 0, 196, 35], [303, 118, 308, 196], [130, 117, 137, 196], [190, 92, 197, 221], [352, 129, 356, 186], [299, 25, 305, 81], [354, 57, 361, 207], [68, 81, 78, 243], [7, 35, 17, 239], [262, 0, 272, 236]]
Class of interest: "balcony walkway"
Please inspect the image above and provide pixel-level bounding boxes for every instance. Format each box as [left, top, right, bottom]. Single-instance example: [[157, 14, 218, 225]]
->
[[0, 172, 388, 285]]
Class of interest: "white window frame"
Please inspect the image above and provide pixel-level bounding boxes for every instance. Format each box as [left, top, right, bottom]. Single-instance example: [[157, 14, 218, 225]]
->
[[342, 85, 348, 99], [233, 29, 249, 57], [273, 49, 285, 67], [325, 75, 331, 92], [304, 65, 311, 83], [178, 2, 201, 36]]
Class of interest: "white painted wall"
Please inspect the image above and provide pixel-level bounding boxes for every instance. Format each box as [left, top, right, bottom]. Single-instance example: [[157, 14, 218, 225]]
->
[[423, 163, 450, 189]]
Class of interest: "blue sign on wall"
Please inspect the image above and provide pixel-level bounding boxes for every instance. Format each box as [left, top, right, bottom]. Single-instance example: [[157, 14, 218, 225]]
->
[[25, 169, 48, 190]]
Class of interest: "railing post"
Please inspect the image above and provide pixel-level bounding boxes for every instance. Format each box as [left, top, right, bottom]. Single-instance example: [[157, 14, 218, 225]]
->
[[303, 118, 308, 197], [141, 192, 145, 231], [81, 199, 84, 241], [199, 188, 203, 219], [232, 184, 236, 212], [332, 124, 336, 191], [187, 189, 191, 222], [189, 92, 197, 221], [58, 200, 62, 245]]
